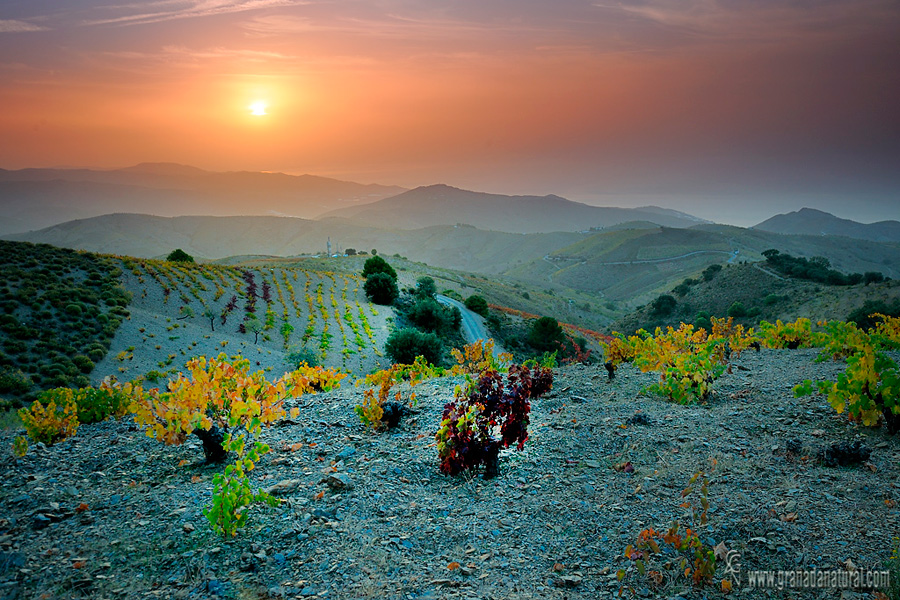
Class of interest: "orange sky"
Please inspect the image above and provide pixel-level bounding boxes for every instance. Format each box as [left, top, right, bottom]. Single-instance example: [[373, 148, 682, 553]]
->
[[1, 1, 899, 223]]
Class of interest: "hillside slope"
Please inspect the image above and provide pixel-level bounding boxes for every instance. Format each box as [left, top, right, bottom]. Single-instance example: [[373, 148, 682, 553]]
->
[[2, 353, 897, 599]]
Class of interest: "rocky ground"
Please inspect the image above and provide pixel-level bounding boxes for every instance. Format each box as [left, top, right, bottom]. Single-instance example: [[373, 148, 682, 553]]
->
[[1, 348, 898, 600]]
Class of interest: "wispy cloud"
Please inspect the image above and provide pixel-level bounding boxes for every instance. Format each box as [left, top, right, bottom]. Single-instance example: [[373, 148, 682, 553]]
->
[[82, 0, 306, 27], [592, 0, 900, 44], [0, 19, 49, 33]]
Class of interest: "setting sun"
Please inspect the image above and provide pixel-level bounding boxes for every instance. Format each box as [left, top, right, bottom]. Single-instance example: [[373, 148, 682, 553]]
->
[[249, 101, 267, 116]]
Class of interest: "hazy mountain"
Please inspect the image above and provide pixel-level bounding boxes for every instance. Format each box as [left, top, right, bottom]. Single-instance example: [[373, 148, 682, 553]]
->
[[321, 184, 706, 233], [754, 208, 900, 243], [7, 213, 898, 307], [0, 163, 405, 235], [3, 213, 582, 275]]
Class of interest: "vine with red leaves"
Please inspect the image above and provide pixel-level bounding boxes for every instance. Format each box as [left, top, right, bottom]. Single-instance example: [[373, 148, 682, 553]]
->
[[436, 363, 553, 478]]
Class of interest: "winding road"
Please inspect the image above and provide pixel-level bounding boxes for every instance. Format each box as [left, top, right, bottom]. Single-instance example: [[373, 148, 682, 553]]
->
[[436, 294, 507, 357]]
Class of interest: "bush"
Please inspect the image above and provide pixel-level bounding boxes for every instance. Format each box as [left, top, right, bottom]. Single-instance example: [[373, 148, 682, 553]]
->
[[409, 298, 459, 336], [528, 316, 565, 353], [0, 367, 32, 395], [166, 249, 195, 263], [848, 300, 900, 331], [650, 294, 677, 316], [285, 346, 319, 368], [464, 295, 489, 317], [727, 301, 748, 318], [72, 355, 94, 374], [384, 328, 444, 365], [702, 264, 722, 281], [362, 256, 397, 280], [364, 272, 399, 305], [415, 277, 436, 299]]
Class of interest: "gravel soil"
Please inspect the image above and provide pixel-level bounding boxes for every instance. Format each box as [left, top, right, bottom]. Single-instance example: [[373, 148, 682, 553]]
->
[[1, 348, 898, 600]]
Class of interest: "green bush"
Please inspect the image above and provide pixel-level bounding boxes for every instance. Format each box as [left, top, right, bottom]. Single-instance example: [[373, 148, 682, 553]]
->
[[362, 256, 397, 280], [464, 295, 489, 317], [384, 328, 444, 365], [0, 367, 32, 395], [702, 264, 722, 281], [727, 301, 748, 318], [409, 298, 460, 336], [650, 294, 677, 316], [166, 249, 195, 263], [415, 277, 437, 299], [528, 316, 565, 353], [364, 272, 399, 305], [72, 355, 95, 374]]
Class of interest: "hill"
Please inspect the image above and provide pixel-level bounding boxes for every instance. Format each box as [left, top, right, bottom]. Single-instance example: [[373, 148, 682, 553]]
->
[[321, 184, 707, 233], [2, 351, 898, 598], [610, 261, 900, 335], [0, 164, 404, 235], [754, 207, 900, 243], [507, 224, 900, 307]]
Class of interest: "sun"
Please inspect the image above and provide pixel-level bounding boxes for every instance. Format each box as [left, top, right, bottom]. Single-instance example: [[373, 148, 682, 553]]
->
[[249, 101, 268, 116]]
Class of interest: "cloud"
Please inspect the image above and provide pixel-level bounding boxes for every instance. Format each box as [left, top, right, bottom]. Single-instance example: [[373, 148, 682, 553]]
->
[[592, 0, 900, 45], [0, 19, 49, 33], [82, 0, 306, 27]]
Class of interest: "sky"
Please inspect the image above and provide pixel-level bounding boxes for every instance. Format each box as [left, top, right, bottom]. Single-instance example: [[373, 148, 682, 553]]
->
[[1, 0, 898, 226]]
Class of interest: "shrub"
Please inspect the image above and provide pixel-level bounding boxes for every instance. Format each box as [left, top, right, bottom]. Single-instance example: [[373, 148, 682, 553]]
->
[[285, 346, 319, 368], [408, 297, 459, 336], [361, 256, 397, 280], [464, 295, 489, 317], [0, 367, 32, 395], [166, 249, 195, 263], [727, 301, 748, 318], [72, 355, 94, 374], [385, 328, 444, 365], [364, 272, 399, 305], [701, 264, 722, 281], [436, 363, 553, 478], [415, 277, 436, 299], [37, 383, 131, 425], [18, 397, 79, 445], [528, 316, 565, 352], [650, 294, 677, 316]]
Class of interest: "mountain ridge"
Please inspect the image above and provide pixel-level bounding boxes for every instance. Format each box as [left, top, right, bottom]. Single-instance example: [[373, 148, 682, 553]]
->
[[754, 207, 900, 242], [320, 184, 707, 233]]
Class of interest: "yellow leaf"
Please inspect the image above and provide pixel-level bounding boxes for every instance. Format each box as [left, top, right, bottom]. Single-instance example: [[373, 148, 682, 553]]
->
[[447, 562, 460, 570]]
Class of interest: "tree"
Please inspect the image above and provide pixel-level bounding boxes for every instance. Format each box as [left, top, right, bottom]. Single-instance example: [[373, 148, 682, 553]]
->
[[727, 301, 748, 318], [384, 328, 443, 365], [362, 255, 397, 280], [409, 298, 457, 335], [364, 272, 399, 305], [415, 276, 436, 299], [244, 313, 263, 344], [465, 294, 489, 317], [650, 294, 677, 316], [528, 316, 564, 353], [345, 248, 357, 256], [203, 306, 216, 331], [167, 249, 194, 263]]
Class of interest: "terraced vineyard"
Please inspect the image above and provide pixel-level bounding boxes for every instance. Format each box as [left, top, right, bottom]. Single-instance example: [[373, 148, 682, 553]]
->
[[100, 257, 392, 383]]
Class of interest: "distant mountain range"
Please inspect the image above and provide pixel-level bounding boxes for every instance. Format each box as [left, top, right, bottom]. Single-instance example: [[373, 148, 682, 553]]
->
[[6, 213, 899, 304], [754, 207, 900, 243], [0, 163, 405, 235], [322, 184, 707, 232], [0, 163, 713, 236]]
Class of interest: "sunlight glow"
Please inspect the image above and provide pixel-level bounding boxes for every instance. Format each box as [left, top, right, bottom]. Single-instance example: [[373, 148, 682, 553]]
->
[[249, 101, 268, 116]]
